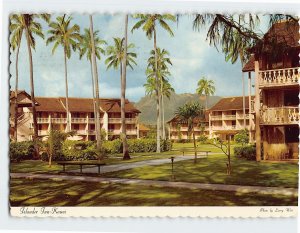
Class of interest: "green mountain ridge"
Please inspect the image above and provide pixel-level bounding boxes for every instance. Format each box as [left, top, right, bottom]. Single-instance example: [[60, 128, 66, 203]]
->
[[134, 93, 222, 125]]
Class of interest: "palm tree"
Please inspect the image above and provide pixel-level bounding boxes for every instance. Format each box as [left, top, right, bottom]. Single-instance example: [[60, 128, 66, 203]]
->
[[196, 77, 216, 109], [10, 15, 24, 141], [147, 47, 172, 139], [105, 34, 137, 159], [46, 15, 82, 132], [79, 26, 106, 149], [13, 14, 50, 148], [175, 102, 204, 163], [131, 14, 176, 153]]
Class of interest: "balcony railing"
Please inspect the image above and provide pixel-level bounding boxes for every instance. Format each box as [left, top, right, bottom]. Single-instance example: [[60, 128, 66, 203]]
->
[[37, 118, 50, 123], [222, 115, 236, 120], [71, 118, 87, 123], [108, 118, 136, 124], [38, 130, 48, 136], [211, 115, 222, 120], [212, 125, 239, 131], [236, 114, 250, 119], [260, 107, 299, 125], [258, 67, 299, 87]]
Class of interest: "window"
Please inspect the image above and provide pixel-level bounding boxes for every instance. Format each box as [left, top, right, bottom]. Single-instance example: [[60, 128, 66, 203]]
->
[[285, 126, 299, 143]]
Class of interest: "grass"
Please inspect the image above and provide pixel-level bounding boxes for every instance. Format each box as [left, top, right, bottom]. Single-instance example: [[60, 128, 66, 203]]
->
[[10, 143, 219, 174], [10, 178, 297, 206], [102, 153, 299, 188]]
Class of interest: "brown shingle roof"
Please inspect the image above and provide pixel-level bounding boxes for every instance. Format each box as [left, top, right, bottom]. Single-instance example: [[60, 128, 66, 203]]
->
[[35, 97, 66, 112], [35, 97, 141, 113], [10, 90, 38, 107], [209, 96, 254, 111]]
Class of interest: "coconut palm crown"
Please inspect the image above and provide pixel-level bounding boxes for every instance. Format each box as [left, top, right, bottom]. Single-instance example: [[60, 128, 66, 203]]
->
[[196, 77, 216, 109]]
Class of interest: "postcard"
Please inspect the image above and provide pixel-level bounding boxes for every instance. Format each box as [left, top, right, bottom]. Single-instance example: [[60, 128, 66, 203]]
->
[[8, 12, 299, 218]]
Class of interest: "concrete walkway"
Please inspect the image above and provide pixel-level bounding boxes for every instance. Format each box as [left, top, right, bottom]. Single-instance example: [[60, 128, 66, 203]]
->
[[11, 172, 298, 197], [70, 155, 199, 174]]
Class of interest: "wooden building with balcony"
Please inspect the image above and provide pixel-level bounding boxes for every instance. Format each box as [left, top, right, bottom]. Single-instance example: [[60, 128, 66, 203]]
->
[[243, 20, 299, 161], [10, 93, 142, 141], [208, 96, 255, 140]]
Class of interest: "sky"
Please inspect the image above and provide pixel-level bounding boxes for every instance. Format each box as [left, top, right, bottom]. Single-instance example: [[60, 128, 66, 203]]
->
[[9, 14, 269, 102]]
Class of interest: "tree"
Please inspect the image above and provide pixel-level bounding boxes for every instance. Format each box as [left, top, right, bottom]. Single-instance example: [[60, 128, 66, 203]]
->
[[105, 33, 137, 160], [10, 15, 24, 141], [17, 14, 50, 157], [44, 130, 69, 167], [79, 25, 106, 151], [234, 129, 249, 146], [196, 77, 215, 109], [131, 14, 176, 153], [175, 102, 204, 163], [46, 15, 82, 132], [144, 67, 174, 139]]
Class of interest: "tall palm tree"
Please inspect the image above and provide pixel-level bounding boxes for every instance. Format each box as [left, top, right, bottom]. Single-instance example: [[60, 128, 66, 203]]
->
[[196, 77, 216, 109], [10, 14, 24, 141], [175, 102, 204, 163], [147, 47, 172, 139], [105, 35, 137, 159], [131, 14, 176, 153], [46, 15, 82, 132], [79, 26, 106, 149], [14, 14, 50, 146]]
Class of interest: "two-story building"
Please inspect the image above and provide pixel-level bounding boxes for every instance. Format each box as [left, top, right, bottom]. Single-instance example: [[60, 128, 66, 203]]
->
[[168, 114, 209, 141], [10, 91, 142, 141], [243, 20, 299, 161], [208, 96, 255, 140]]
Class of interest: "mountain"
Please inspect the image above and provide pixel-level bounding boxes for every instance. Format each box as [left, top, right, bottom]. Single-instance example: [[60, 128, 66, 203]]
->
[[134, 93, 222, 125]]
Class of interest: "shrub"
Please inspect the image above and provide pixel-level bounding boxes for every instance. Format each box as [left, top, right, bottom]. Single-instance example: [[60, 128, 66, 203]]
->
[[103, 139, 122, 154], [10, 141, 35, 162], [197, 135, 208, 144], [234, 129, 249, 146], [61, 141, 98, 161], [234, 144, 256, 160]]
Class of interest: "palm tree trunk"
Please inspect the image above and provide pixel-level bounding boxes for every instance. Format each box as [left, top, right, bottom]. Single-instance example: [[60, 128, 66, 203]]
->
[[14, 34, 22, 141], [205, 95, 208, 110], [63, 47, 70, 132], [153, 27, 161, 153], [89, 15, 102, 153], [90, 61, 98, 142], [162, 94, 166, 140], [25, 26, 38, 157], [192, 127, 197, 163], [121, 15, 130, 160]]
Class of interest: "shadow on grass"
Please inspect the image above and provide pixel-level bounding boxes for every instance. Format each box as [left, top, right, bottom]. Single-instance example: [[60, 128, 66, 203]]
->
[[10, 178, 297, 207]]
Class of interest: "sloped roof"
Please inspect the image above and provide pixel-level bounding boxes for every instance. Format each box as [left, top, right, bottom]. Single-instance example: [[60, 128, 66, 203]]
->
[[209, 96, 255, 111], [35, 97, 66, 112], [10, 90, 38, 107], [243, 21, 299, 72], [34, 97, 141, 113]]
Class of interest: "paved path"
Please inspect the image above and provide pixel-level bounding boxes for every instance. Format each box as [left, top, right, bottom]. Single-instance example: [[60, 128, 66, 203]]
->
[[11, 172, 298, 197], [70, 155, 199, 174]]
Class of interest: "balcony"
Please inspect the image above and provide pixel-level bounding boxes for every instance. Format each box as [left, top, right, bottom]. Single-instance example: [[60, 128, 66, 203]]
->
[[236, 114, 250, 120], [88, 118, 104, 124], [108, 118, 136, 124], [222, 115, 236, 120], [71, 118, 87, 124], [258, 67, 299, 88], [108, 129, 137, 135], [37, 118, 50, 124], [212, 125, 240, 131], [260, 107, 299, 125], [211, 115, 222, 121]]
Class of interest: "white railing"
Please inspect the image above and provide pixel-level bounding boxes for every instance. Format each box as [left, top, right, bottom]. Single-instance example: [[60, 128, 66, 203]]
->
[[71, 118, 87, 123], [260, 107, 299, 125], [236, 114, 250, 119], [223, 115, 236, 120], [258, 67, 299, 87], [211, 115, 222, 120], [108, 118, 136, 124], [51, 118, 67, 124], [37, 118, 49, 123], [88, 118, 104, 124], [212, 125, 239, 130]]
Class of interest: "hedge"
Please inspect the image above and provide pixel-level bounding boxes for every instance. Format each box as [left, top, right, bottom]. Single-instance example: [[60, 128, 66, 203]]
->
[[234, 145, 256, 160], [10, 141, 35, 162], [10, 139, 173, 162]]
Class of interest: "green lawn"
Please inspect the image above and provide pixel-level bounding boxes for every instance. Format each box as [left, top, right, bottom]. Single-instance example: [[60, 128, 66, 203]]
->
[[103, 153, 299, 188], [10, 178, 297, 206], [10, 143, 222, 174]]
